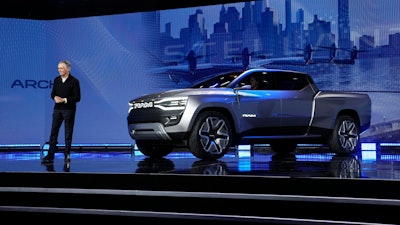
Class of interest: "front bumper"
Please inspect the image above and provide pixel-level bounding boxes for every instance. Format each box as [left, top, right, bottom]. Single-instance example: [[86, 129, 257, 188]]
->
[[128, 123, 172, 141]]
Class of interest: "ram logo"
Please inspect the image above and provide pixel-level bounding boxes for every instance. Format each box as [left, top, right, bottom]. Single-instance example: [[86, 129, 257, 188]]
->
[[242, 114, 256, 118]]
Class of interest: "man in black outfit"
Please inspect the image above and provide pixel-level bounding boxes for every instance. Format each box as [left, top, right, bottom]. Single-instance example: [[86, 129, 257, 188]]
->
[[42, 60, 81, 163]]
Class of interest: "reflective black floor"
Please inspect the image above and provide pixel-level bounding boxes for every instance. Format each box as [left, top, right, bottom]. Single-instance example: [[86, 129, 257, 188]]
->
[[2, 144, 400, 224], [0, 144, 399, 180]]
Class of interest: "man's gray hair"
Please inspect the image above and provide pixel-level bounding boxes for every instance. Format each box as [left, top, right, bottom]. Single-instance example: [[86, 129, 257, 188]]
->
[[59, 60, 71, 68]]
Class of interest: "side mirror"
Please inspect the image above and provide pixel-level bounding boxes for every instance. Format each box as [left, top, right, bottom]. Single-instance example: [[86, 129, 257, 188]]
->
[[234, 84, 251, 91], [233, 84, 251, 94]]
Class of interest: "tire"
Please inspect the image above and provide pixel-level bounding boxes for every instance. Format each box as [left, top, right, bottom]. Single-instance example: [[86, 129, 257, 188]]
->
[[269, 142, 297, 154], [328, 115, 361, 155], [328, 155, 361, 178], [190, 160, 228, 175], [135, 157, 174, 173], [135, 140, 174, 158], [188, 111, 233, 160]]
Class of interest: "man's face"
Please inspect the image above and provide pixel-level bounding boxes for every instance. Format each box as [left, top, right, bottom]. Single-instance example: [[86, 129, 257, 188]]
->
[[58, 63, 70, 76], [250, 76, 258, 86]]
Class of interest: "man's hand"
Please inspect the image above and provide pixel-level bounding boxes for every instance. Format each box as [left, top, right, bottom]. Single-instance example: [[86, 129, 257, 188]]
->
[[54, 96, 66, 103]]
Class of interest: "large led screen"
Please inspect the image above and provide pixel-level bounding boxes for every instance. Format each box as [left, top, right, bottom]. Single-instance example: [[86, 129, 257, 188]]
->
[[1, 0, 399, 146]]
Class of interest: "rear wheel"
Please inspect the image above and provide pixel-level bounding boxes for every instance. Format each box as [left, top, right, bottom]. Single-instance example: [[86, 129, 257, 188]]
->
[[188, 111, 233, 160], [329, 115, 360, 155], [135, 140, 174, 158]]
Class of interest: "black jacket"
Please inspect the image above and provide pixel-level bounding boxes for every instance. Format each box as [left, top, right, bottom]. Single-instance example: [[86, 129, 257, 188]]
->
[[51, 74, 81, 110]]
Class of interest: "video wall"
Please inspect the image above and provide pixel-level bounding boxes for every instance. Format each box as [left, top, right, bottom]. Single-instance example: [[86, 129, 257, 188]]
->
[[1, 0, 399, 146]]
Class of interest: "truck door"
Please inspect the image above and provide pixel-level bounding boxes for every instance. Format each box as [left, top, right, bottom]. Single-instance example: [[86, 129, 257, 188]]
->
[[275, 72, 314, 135], [236, 72, 282, 136]]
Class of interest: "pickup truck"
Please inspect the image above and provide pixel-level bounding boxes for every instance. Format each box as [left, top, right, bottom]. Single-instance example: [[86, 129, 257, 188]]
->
[[127, 68, 371, 160]]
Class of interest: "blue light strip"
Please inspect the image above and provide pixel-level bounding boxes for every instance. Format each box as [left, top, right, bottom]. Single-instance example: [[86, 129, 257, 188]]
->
[[380, 143, 400, 147], [297, 144, 325, 147], [296, 154, 334, 161], [1, 143, 398, 148], [361, 143, 377, 151], [361, 151, 377, 161], [0, 144, 41, 149], [381, 154, 400, 160], [0, 143, 133, 148], [40, 143, 134, 151], [53, 143, 133, 147]]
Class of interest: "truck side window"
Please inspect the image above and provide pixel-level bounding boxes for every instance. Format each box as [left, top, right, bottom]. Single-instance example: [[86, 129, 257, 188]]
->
[[276, 72, 308, 90]]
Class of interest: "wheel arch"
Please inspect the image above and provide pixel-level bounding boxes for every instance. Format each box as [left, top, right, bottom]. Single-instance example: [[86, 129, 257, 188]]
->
[[189, 107, 237, 136], [336, 109, 360, 128]]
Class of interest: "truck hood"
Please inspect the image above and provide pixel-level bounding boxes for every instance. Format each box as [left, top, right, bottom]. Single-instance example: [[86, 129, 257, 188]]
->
[[131, 88, 236, 102]]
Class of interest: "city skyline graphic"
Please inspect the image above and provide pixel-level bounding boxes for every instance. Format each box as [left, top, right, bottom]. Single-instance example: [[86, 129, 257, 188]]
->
[[160, 0, 400, 48]]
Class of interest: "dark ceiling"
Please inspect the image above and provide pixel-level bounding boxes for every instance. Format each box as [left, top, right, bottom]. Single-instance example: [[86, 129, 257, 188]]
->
[[1, 0, 246, 20]]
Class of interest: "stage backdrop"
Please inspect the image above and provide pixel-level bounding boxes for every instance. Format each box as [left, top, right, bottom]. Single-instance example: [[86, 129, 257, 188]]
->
[[1, 0, 400, 146]]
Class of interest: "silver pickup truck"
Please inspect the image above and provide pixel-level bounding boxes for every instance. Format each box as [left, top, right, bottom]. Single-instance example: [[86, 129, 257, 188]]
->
[[127, 68, 371, 160]]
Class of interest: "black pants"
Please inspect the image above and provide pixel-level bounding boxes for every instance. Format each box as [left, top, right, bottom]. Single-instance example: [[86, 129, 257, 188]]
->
[[49, 109, 76, 153]]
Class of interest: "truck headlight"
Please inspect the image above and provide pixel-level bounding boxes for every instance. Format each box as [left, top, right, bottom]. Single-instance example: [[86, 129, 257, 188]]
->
[[155, 97, 188, 111]]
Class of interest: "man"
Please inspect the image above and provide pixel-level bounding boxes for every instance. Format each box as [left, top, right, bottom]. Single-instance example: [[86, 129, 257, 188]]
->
[[42, 60, 81, 163], [249, 75, 261, 90]]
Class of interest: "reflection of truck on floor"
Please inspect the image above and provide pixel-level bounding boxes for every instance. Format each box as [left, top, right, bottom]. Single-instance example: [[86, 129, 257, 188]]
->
[[127, 68, 372, 160]]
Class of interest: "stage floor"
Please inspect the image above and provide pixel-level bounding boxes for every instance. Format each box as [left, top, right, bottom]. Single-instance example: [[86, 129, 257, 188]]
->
[[2, 145, 400, 224], [1, 144, 399, 180]]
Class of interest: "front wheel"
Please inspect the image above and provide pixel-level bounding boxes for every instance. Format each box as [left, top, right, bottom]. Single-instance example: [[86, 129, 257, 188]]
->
[[188, 111, 233, 160], [329, 115, 361, 155]]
